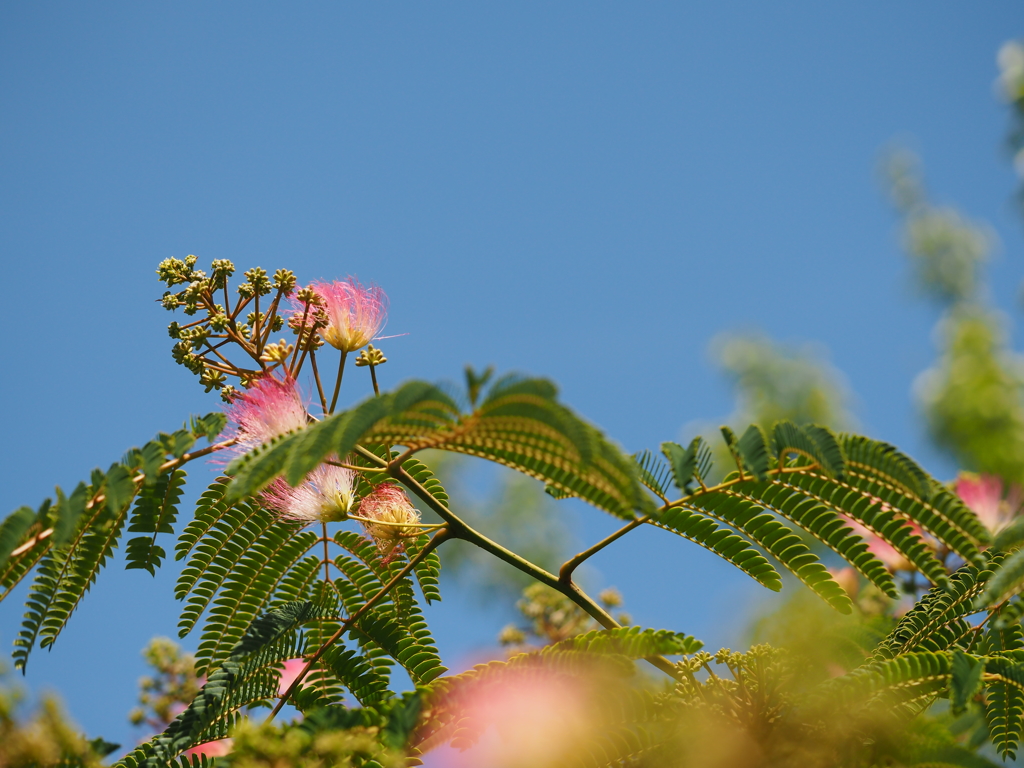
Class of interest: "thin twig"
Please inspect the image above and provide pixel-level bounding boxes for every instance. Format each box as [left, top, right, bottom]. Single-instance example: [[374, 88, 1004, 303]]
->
[[310, 351, 329, 415], [328, 350, 348, 414]]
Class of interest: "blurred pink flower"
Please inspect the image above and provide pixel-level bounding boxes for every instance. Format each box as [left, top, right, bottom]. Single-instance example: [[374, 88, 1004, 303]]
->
[[357, 482, 420, 559], [262, 461, 355, 524], [442, 668, 592, 768], [277, 658, 307, 697], [307, 278, 388, 354], [223, 374, 308, 454], [183, 739, 232, 759], [956, 472, 1019, 535]]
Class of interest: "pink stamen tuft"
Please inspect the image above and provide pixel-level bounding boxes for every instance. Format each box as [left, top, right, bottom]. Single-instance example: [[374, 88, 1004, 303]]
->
[[956, 472, 1019, 535], [357, 482, 420, 560], [261, 461, 355, 524], [299, 277, 388, 353], [223, 374, 309, 456]]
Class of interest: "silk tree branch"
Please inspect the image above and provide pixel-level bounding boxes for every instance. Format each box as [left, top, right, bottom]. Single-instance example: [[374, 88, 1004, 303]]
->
[[373, 449, 683, 682]]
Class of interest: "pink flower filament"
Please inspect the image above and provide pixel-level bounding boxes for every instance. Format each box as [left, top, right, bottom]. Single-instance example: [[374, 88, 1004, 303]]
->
[[310, 277, 388, 353]]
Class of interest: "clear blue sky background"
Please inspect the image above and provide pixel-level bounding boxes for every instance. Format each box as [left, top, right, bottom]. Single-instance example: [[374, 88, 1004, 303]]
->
[[1, 2, 1023, 753]]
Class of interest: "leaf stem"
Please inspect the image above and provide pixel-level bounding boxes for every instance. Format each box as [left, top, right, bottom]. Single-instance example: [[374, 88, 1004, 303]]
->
[[328, 350, 348, 414], [369, 363, 380, 396], [309, 351, 329, 415], [322, 522, 331, 584], [559, 516, 648, 584]]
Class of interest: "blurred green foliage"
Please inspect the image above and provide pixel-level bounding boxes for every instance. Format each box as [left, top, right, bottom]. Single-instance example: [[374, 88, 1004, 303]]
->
[[998, 40, 1024, 214], [222, 720, 403, 768], [129, 637, 203, 732], [0, 663, 113, 768], [712, 332, 855, 431], [883, 147, 1024, 487]]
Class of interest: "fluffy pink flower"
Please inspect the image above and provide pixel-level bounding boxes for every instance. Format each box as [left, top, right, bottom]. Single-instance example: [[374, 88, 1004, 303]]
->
[[308, 277, 388, 353], [442, 666, 593, 768], [357, 483, 421, 559], [224, 374, 308, 454], [956, 472, 1019, 535], [261, 461, 355, 524], [183, 739, 232, 759]]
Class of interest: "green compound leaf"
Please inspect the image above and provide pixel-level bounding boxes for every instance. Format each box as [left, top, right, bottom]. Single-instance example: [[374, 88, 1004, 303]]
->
[[978, 548, 1024, 608], [639, 426, 992, 612], [736, 423, 772, 481], [877, 559, 996, 659], [227, 375, 648, 521], [950, 651, 985, 714], [126, 468, 187, 575], [772, 421, 845, 478]]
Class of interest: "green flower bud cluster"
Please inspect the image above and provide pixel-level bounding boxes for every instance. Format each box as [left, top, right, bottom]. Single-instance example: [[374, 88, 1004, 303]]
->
[[178, 325, 210, 351], [209, 259, 235, 289], [209, 307, 230, 331], [238, 267, 272, 299], [354, 345, 387, 367], [273, 268, 297, 294], [260, 339, 294, 364], [246, 311, 284, 333], [156, 256, 326, 396], [171, 341, 205, 375], [156, 254, 199, 287], [295, 286, 323, 305], [179, 277, 210, 316], [200, 369, 227, 393]]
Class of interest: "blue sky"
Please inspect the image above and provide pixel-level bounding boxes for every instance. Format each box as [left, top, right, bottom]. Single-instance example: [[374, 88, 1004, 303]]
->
[[1, 2, 1023, 752]]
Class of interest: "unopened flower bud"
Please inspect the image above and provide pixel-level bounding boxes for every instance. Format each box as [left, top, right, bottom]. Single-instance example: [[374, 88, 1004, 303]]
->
[[260, 340, 295, 364], [211, 259, 236, 278], [273, 269, 297, 295], [354, 345, 387, 367], [201, 369, 227, 392], [243, 267, 272, 297], [295, 286, 322, 305], [209, 312, 229, 332]]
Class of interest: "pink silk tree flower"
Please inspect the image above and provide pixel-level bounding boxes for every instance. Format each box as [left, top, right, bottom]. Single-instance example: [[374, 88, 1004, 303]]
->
[[956, 472, 1019, 535], [223, 374, 309, 454], [183, 740, 232, 759], [309, 277, 388, 353], [356, 482, 421, 559], [261, 461, 355, 524]]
